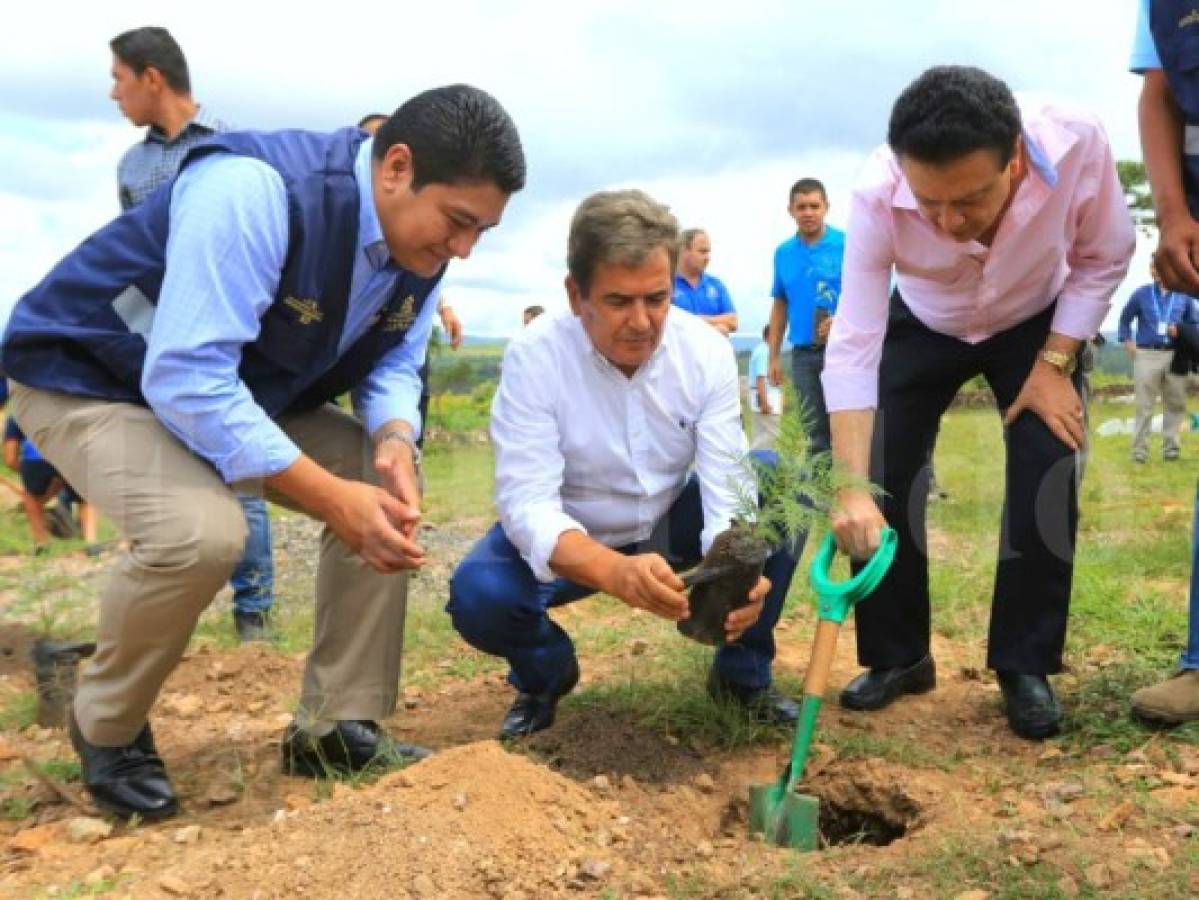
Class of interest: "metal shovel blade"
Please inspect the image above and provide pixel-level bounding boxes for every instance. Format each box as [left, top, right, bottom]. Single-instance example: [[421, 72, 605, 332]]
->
[[748, 772, 820, 850]]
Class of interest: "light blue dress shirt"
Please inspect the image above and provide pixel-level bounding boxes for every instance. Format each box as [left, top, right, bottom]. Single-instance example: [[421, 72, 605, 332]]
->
[[1130, 0, 1161, 72], [142, 137, 437, 483]]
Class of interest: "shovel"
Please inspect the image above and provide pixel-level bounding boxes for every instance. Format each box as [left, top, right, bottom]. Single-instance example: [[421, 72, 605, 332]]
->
[[748, 526, 897, 850]]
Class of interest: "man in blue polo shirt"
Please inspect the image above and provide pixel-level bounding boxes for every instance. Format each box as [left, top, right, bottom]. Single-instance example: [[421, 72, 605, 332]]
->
[[1118, 263, 1196, 462], [767, 178, 845, 454], [672, 228, 738, 335]]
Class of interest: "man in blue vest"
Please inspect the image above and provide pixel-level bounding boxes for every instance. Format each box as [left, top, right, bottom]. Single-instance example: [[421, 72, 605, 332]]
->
[[1129, 0, 1199, 726], [2, 84, 526, 821]]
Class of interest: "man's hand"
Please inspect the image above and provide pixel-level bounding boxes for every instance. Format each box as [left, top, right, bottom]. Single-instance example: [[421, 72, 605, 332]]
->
[[323, 479, 426, 573], [768, 356, 783, 387], [1154, 212, 1199, 295], [1003, 360, 1085, 451], [817, 314, 834, 343], [1169, 324, 1179, 339], [607, 553, 690, 621], [831, 489, 886, 560], [1123, 338, 1136, 359], [714, 321, 732, 336], [724, 576, 769, 642], [374, 435, 422, 539], [438, 304, 464, 350]]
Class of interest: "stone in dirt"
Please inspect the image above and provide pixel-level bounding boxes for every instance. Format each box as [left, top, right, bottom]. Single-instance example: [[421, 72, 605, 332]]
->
[[66, 817, 113, 844], [204, 782, 239, 806], [173, 825, 202, 844], [1098, 799, 1137, 831], [8, 823, 57, 853], [159, 874, 194, 895], [693, 773, 716, 794]]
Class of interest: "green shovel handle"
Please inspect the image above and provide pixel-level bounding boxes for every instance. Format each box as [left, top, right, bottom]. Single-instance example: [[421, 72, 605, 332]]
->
[[807, 526, 897, 624]]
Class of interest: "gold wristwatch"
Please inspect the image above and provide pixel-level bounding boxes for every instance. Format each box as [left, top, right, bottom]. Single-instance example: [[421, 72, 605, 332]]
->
[[1038, 348, 1076, 377]]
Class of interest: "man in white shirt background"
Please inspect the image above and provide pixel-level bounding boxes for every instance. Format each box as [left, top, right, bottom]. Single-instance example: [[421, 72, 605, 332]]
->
[[448, 190, 805, 739]]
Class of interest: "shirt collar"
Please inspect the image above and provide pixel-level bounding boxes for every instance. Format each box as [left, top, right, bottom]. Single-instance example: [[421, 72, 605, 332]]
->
[[145, 104, 221, 146], [354, 137, 392, 271]]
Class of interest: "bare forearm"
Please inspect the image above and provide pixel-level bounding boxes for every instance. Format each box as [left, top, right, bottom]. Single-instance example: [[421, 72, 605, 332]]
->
[[830, 408, 875, 483], [549, 530, 625, 593], [768, 298, 788, 358], [1140, 72, 1190, 224], [264, 454, 344, 521], [703, 313, 738, 330]]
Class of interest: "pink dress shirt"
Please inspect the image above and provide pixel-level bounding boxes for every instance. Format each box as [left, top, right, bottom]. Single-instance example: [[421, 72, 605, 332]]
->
[[822, 98, 1136, 412]]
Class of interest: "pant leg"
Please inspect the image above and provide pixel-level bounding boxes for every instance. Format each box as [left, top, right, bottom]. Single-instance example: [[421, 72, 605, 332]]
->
[[229, 494, 275, 616], [1182, 479, 1199, 670], [270, 403, 409, 722], [8, 384, 247, 746], [790, 348, 831, 455], [1162, 371, 1188, 455], [1132, 352, 1159, 459], [448, 523, 596, 695], [750, 412, 781, 451], [979, 309, 1080, 674]]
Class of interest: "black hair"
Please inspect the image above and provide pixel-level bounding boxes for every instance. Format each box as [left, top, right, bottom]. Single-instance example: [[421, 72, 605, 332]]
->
[[762, 324, 770, 340], [372, 84, 526, 194], [789, 178, 827, 203], [110, 27, 190, 94], [887, 65, 1021, 167]]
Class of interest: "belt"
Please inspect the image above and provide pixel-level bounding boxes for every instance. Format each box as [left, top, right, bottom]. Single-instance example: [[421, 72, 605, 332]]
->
[[1137, 343, 1172, 351]]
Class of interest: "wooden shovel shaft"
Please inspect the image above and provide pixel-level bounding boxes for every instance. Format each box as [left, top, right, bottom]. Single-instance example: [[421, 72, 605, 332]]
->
[[802, 619, 841, 698]]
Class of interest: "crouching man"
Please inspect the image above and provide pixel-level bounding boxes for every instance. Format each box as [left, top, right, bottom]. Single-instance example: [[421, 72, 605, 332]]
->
[[448, 190, 804, 739], [2, 85, 526, 820]]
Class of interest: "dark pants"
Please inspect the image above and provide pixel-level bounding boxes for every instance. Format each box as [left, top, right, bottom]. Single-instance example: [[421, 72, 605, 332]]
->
[[854, 294, 1080, 674], [447, 466, 805, 695], [791, 347, 830, 455]]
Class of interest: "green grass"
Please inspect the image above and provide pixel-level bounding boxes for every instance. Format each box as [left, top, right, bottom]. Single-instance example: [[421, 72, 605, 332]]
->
[[0, 689, 38, 731]]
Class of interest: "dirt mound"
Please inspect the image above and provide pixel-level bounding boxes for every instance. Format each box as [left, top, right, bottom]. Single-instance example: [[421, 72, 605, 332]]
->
[[135, 741, 630, 898]]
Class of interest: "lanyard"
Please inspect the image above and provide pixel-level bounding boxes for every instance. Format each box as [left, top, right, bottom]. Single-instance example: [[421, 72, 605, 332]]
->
[[1152, 285, 1173, 329]]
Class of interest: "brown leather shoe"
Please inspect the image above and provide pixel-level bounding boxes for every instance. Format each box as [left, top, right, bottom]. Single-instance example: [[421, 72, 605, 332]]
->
[[1131, 670, 1199, 726]]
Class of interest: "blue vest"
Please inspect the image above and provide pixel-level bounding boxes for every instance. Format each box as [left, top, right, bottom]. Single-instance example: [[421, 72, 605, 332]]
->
[[1151, 1, 1199, 215], [2, 128, 442, 417]]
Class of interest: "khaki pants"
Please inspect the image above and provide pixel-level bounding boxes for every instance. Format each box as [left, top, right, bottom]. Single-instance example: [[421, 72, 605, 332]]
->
[[749, 411, 781, 451], [1132, 349, 1187, 460], [8, 383, 408, 747]]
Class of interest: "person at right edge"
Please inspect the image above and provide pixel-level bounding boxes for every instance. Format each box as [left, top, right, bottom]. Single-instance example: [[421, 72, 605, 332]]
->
[[1129, 0, 1199, 727], [823, 66, 1134, 740]]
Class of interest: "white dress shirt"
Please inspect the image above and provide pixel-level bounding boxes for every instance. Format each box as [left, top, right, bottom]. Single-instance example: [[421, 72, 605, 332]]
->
[[492, 308, 751, 582]]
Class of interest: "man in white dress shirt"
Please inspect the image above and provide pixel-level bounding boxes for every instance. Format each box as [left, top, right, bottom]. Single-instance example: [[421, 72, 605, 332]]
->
[[448, 189, 805, 738]]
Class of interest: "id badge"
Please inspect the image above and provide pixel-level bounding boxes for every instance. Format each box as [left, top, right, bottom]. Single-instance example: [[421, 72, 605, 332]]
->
[[1159, 321, 1169, 338]]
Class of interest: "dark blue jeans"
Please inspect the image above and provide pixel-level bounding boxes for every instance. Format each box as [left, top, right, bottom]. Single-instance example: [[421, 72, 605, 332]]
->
[[230, 494, 274, 616], [1184, 480, 1199, 670], [447, 466, 804, 695], [790, 347, 830, 455]]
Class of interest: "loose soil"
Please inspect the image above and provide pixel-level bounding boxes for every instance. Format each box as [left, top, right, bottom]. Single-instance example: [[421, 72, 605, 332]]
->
[[0, 518, 1197, 898]]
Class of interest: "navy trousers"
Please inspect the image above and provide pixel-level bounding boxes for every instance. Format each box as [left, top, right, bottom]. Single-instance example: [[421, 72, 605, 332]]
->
[[448, 469, 804, 695]]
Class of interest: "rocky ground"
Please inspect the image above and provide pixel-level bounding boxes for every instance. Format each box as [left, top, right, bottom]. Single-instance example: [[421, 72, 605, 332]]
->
[[0, 514, 1196, 898]]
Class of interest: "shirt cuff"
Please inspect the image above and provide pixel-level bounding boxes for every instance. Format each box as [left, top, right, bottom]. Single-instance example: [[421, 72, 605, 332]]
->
[[361, 390, 421, 442], [211, 427, 302, 483], [821, 366, 879, 412], [1050, 294, 1109, 343], [523, 512, 587, 583]]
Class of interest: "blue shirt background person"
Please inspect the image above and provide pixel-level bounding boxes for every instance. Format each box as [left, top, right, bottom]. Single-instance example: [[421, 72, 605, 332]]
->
[[771, 226, 846, 348], [672, 228, 738, 335], [672, 271, 735, 317], [1118, 281, 1198, 349]]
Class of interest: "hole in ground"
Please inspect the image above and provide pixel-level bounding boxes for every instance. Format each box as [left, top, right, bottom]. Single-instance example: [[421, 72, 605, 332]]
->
[[820, 801, 908, 847]]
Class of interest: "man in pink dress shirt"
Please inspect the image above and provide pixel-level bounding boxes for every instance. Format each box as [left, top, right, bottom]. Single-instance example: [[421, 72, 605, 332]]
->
[[824, 66, 1134, 740]]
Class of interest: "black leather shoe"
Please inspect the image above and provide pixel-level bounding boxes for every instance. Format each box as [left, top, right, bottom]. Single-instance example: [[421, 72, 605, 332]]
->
[[68, 712, 178, 821], [499, 658, 580, 740], [996, 671, 1062, 740], [233, 611, 271, 644], [280, 720, 432, 777], [840, 654, 936, 711], [707, 670, 800, 725]]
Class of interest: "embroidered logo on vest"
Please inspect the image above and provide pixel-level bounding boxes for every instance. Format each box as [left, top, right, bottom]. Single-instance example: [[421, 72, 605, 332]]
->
[[283, 296, 323, 325], [383, 295, 417, 331], [1181, 9, 1199, 28]]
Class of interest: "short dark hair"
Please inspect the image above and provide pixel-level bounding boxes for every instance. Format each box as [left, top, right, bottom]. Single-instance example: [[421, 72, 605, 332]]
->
[[357, 113, 388, 130], [523, 305, 545, 320], [887, 66, 1021, 167], [789, 178, 827, 203], [761, 324, 770, 340], [110, 27, 190, 94], [680, 228, 706, 249], [372, 84, 526, 194]]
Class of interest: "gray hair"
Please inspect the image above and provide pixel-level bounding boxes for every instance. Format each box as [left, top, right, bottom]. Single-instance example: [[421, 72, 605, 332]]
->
[[567, 190, 679, 296]]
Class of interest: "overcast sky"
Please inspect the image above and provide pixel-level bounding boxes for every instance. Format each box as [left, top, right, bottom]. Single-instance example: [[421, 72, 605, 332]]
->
[[0, 1, 1151, 341]]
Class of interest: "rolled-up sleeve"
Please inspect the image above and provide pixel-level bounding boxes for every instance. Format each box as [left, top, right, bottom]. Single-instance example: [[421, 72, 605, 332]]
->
[[822, 175, 896, 412], [351, 287, 439, 438], [491, 337, 583, 582], [143, 154, 301, 483], [694, 337, 752, 554], [1051, 128, 1136, 341]]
